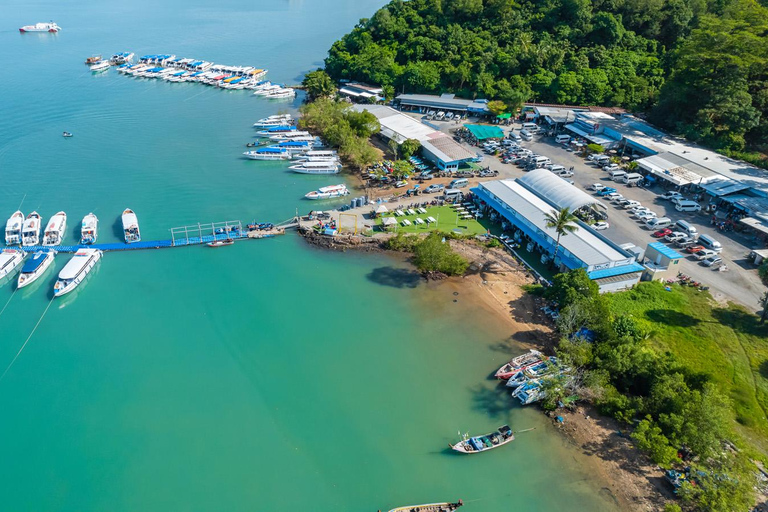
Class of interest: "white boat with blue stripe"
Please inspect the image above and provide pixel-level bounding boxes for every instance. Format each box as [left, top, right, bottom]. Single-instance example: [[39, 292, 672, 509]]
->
[[244, 147, 291, 160], [17, 249, 56, 289]]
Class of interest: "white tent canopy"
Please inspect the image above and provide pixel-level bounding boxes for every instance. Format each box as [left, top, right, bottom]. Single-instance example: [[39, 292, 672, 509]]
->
[[375, 204, 389, 214], [518, 169, 605, 210]]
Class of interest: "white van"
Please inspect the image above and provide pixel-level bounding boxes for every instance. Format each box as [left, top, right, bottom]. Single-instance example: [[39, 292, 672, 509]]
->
[[532, 156, 551, 167], [522, 122, 538, 133], [449, 178, 469, 189], [594, 155, 610, 166], [508, 131, 522, 142], [519, 129, 533, 141], [646, 217, 672, 229], [675, 200, 702, 212], [609, 170, 627, 182], [555, 134, 571, 144], [674, 220, 698, 236], [548, 165, 566, 173], [622, 173, 643, 185], [698, 234, 722, 253], [444, 189, 464, 200]]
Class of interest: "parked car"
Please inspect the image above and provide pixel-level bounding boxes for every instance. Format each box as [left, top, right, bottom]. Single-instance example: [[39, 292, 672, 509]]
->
[[665, 232, 688, 243], [424, 184, 444, 193], [661, 191, 684, 201], [636, 211, 658, 221], [695, 249, 717, 260], [686, 244, 705, 254], [631, 206, 651, 215], [623, 200, 641, 209], [675, 237, 696, 248], [445, 112, 454, 120], [652, 228, 673, 238], [592, 221, 610, 231], [597, 187, 618, 196], [591, 183, 606, 191], [436, 111, 445, 120], [670, 196, 689, 206], [702, 256, 723, 267], [603, 163, 620, 172], [608, 193, 625, 202]]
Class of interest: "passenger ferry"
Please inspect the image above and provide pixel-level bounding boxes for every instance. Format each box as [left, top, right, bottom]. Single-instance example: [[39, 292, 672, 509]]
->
[[449, 425, 514, 454], [5, 210, 24, 245], [0, 249, 25, 280], [19, 22, 61, 33], [255, 126, 298, 137], [80, 213, 99, 245], [53, 249, 102, 297], [252, 114, 293, 128], [304, 184, 349, 200], [271, 141, 314, 155], [43, 211, 67, 246], [122, 209, 141, 243], [269, 131, 310, 141], [243, 148, 291, 160], [21, 212, 42, 246], [294, 150, 338, 160], [288, 161, 340, 175], [17, 249, 56, 289]]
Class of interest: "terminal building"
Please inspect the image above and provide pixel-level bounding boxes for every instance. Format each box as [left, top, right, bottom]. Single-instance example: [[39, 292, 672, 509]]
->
[[394, 93, 490, 116], [472, 170, 643, 292]]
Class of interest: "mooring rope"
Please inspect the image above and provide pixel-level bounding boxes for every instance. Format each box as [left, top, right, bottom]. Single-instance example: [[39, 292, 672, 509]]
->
[[0, 297, 54, 382]]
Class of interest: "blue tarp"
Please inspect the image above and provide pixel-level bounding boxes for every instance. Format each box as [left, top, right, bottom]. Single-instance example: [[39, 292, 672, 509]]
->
[[587, 262, 645, 280]]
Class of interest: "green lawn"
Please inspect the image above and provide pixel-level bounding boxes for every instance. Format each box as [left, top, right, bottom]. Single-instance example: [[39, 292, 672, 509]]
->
[[610, 282, 768, 452], [377, 205, 489, 235]]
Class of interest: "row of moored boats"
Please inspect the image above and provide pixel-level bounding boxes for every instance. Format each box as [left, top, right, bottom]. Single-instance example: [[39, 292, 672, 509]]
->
[[4, 209, 141, 247], [0, 248, 101, 297], [494, 350, 572, 405]]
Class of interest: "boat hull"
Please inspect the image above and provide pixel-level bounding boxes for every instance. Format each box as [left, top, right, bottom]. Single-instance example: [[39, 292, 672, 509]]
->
[[0, 250, 25, 280], [388, 501, 463, 512], [53, 250, 102, 297]]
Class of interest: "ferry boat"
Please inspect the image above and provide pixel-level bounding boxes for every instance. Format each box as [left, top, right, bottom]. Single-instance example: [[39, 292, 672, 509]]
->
[[21, 212, 42, 246], [294, 150, 338, 160], [243, 148, 291, 160], [80, 213, 99, 245], [110, 52, 135, 64], [53, 248, 102, 297], [122, 208, 141, 243], [449, 425, 514, 454], [388, 500, 463, 512], [0, 249, 25, 280], [90, 60, 111, 73], [305, 184, 350, 200], [252, 114, 293, 128], [288, 161, 340, 175], [19, 22, 61, 33], [85, 55, 102, 65], [494, 349, 543, 380], [17, 249, 56, 289], [43, 211, 67, 246], [269, 131, 311, 141], [5, 210, 24, 245], [270, 141, 314, 155], [255, 126, 298, 137]]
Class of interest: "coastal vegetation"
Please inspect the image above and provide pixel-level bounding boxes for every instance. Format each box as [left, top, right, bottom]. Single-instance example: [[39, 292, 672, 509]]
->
[[547, 271, 768, 511], [323, 0, 768, 161], [384, 232, 469, 275]]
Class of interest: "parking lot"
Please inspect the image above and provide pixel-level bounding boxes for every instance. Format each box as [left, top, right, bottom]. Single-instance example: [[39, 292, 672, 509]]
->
[[422, 114, 765, 309]]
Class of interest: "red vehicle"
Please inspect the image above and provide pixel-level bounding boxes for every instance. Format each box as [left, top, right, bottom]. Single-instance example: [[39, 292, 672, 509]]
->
[[686, 244, 705, 254], [652, 228, 673, 238]]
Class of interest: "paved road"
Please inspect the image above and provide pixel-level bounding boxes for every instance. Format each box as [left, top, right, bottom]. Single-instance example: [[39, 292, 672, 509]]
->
[[422, 115, 766, 309]]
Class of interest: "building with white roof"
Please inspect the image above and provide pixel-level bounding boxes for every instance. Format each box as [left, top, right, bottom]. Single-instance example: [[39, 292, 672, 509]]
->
[[395, 93, 490, 114]]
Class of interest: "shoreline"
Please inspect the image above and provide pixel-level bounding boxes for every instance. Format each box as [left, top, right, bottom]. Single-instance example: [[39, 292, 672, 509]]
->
[[300, 229, 673, 511]]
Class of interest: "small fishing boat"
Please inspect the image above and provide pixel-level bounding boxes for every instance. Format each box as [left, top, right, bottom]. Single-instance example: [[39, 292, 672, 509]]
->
[[0, 249, 25, 280], [207, 239, 234, 247], [387, 500, 463, 512], [17, 249, 56, 289], [43, 211, 67, 246], [53, 248, 102, 297], [494, 349, 542, 380], [122, 208, 141, 243], [288, 160, 340, 175], [305, 184, 349, 200], [19, 22, 61, 33], [80, 213, 99, 245], [449, 425, 514, 454], [90, 60, 111, 72], [5, 210, 24, 245], [21, 212, 42, 246], [62, 132, 73, 137], [85, 55, 102, 65], [243, 147, 291, 160]]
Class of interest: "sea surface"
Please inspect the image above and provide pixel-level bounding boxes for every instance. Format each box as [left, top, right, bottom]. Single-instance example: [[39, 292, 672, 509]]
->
[[0, 1, 618, 510]]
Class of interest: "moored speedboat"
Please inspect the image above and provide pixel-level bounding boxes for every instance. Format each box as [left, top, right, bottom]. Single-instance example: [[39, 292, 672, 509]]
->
[[388, 500, 464, 512], [0, 249, 25, 280], [207, 239, 234, 247], [294, 150, 338, 160], [53, 248, 102, 297], [122, 208, 141, 243], [269, 130, 310, 141], [22, 212, 42, 246], [288, 160, 340, 174], [80, 213, 99, 245], [255, 125, 298, 137], [90, 60, 111, 72], [243, 148, 291, 160], [110, 52, 134, 64], [494, 349, 543, 380], [19, 22, 61, 33], [5, 210, 24, 245], [43, 211, 67, 246], [449, 425, 514, 454], [17, 249, 56, 289], [304, 184, 349, 200], [252, 114, 293, 128]]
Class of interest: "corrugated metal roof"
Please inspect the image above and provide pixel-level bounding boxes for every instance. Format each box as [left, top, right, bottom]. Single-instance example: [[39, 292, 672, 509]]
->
[[701, 179, 750, 197], [421, 136, 475, 164], [648, 242, 683, 260], [518, 169, 605, 211], [588, 262, 644, 279]]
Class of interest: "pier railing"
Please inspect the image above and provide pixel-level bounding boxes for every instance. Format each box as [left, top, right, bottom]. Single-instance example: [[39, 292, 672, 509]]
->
[[170, 220, 244, 246]]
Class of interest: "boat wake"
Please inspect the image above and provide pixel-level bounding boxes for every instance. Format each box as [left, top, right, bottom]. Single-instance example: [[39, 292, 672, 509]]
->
[[0, 297, 55, 382]]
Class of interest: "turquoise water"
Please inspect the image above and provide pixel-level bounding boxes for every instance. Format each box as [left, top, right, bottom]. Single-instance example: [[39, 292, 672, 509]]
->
[[0, 2, 618, 511]]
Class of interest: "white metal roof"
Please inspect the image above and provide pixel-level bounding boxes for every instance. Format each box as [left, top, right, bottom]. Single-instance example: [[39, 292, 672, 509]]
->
[[59, 249, 98, 280], [421, 135, 476, 164], [355, 105, 436, 143], [518, 169, 605, 211]]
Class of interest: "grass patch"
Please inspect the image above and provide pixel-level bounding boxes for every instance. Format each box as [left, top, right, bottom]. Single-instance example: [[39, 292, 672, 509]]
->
[[610, 282, 768, 451], [377, 205, 490, 235]]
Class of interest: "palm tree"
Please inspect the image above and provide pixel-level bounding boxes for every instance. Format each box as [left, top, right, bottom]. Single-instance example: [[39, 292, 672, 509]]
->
[[544, 207, 579, 265]]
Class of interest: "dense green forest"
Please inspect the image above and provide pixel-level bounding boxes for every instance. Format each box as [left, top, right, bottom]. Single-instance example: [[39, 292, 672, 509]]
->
[[324, 0, 768, 157]]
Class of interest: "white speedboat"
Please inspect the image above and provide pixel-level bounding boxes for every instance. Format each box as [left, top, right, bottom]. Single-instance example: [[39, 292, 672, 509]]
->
[[255, 126, 298, 137], [122, 208, 141, 243], [19, 22, 61, 33], [5, 210, 24, 245], [305, 184, 349, 200], [253, 84, 282, 96], [0, 249, 25, 280], [17, 249, 56, 289], [43, 211, 67, 246], [21, 212, 42, 246], [269, 131, 310, 141], [252, 115, 293, 128], [90, 60, 111, 72], [243, 148, 291, 160], [288, 161, 340, 174], [294, 150, 337, 160], [80, 213, 99, 245], [110, 52, 135, 64], [53, 248, 102, 297], [266, 88, 296, 99]]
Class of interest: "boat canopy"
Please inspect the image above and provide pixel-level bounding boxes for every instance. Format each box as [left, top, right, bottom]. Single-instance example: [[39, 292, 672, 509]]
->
[[122, 212, 138, 230], [58, 250, 96, 280], [21, 251, 48, 272]]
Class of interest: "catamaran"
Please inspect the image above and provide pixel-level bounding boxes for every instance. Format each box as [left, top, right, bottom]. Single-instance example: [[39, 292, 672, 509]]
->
[[19, 22, 61, 33], [43, 211, 67, 246], [53, 248, 102, 297], [288, 160, 340, 175], [304, 184, 350, 200], [243, 148, 292, 160], [122, 208, 141, 243], [0, 249, 25, 280], [388, 500, 463, 512], [21, 212, 42, 246], [5, 210, 24, 245], [449, 425, 515, 454], [17, 249, 56, 289], [80, 213, 99, 245]]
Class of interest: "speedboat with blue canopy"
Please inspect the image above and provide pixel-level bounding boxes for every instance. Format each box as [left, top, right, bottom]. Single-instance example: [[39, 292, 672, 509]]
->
[[17, 249, 55, 289]]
